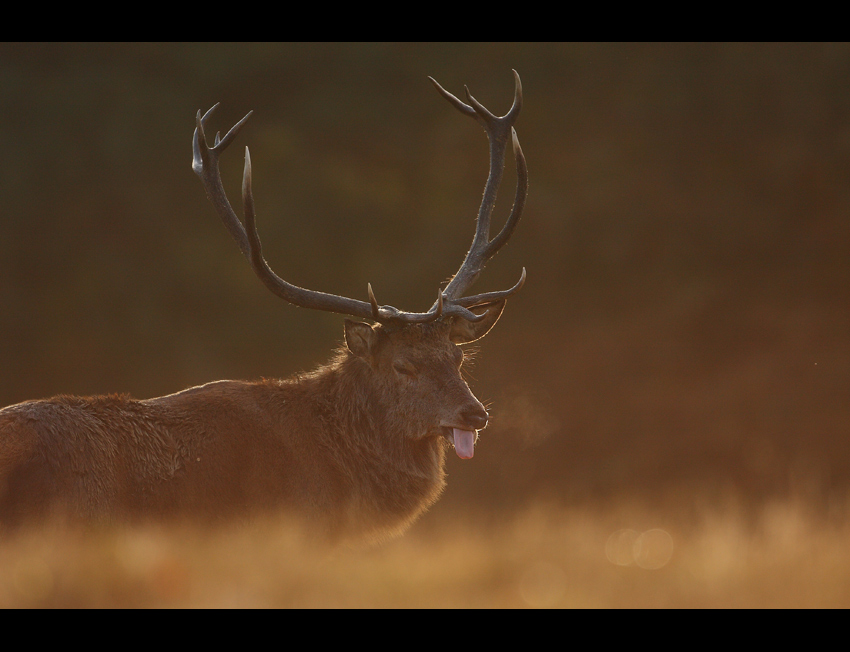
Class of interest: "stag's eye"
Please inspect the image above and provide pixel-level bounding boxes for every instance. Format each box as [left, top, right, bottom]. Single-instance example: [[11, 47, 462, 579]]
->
[[393, 360, 418, 377]]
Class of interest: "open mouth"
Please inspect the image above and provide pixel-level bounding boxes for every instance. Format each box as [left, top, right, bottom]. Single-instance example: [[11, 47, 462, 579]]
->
[[442, 426, 478, 460]]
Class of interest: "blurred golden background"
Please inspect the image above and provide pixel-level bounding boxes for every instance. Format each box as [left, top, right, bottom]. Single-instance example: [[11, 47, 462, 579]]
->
[[1, 43, 849, 607]]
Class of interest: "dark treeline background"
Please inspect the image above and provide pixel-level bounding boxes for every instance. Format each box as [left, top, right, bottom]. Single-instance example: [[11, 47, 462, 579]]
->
[[1, 43, 848, 515]]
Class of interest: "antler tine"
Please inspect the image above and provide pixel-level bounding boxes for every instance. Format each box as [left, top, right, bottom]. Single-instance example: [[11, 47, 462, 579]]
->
[[431, 71, 528, 305], [483, 127, 527, 259], [367, 283, 381, 320], [454, 266, 526, 309], [428, 77, 477, 118], [193, 106, 253, 259]]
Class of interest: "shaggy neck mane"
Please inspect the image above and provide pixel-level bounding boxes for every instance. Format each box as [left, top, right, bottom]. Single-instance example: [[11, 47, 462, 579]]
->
[[291, 347, 445, 480], [266, 347, 447, 539]]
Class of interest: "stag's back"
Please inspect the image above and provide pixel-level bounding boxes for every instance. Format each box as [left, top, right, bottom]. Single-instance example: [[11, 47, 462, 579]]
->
[[0, 381, 313, 527]]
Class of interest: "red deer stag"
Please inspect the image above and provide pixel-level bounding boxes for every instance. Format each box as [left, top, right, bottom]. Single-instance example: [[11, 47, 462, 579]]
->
[[0, 72, 528, 542]]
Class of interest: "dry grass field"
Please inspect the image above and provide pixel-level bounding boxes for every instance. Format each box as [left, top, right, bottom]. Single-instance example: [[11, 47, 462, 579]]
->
[[2, 43, 849, 610], [3, 495, 849, 608]]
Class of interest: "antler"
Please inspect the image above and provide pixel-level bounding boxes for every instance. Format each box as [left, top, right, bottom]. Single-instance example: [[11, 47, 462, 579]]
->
[[193, 105, 444, 323], [192, 71, 527, 325], [428, 70, 528, 311]]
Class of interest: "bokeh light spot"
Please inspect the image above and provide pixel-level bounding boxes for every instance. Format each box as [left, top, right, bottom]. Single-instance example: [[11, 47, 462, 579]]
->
[[633, 528, 674, 570], [606, 528, 640, 566]]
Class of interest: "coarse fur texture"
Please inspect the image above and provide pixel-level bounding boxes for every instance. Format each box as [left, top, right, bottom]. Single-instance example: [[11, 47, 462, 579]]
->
[[0, 318, 495, 543]]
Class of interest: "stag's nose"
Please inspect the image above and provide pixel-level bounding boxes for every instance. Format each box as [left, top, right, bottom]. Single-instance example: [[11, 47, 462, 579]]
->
[[461, 405, 489, 430]]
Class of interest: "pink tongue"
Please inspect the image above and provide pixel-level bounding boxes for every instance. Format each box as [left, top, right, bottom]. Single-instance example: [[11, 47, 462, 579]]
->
[[453, 428, 476, 459]]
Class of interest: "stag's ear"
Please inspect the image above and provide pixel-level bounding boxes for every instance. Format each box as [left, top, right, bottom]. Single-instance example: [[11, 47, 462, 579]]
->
[[344, 320, 379, 358], [449, 300, 506, 344]]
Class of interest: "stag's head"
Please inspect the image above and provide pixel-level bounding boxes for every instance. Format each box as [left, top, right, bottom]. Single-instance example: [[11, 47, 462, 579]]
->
[[342, 307, 503, 458], [193, 72, 528, 460]]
